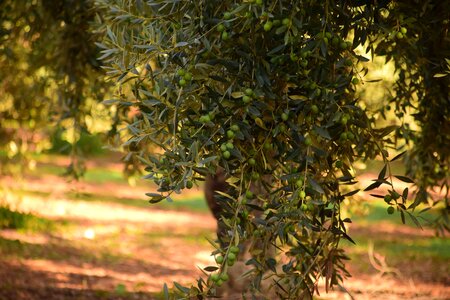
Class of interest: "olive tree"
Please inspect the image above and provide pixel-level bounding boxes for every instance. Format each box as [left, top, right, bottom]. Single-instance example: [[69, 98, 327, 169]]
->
[[95, 0, 448, 298], [0, 0, 110, 177]]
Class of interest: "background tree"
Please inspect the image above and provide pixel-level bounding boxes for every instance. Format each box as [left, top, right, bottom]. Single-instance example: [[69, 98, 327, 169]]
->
[[0, 0, 111, 178]]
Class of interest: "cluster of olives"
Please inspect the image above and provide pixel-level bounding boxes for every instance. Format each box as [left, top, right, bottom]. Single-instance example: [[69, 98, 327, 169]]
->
[[176, 69, 193, 87], [210, 245, 240, 286]]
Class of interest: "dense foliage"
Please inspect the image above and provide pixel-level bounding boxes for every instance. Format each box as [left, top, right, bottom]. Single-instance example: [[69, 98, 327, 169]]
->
[[1, 0, 448, 299], [95, 0, 449, 298]]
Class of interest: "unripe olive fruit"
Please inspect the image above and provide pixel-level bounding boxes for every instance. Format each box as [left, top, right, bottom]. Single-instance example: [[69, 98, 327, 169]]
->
[[400, 27, 407, 34], [216, 279, 224, 287], [311, 105, 319, 114], [223, 12, 232, 20], [245, 88, 254, 96], [184, 73, 192, 81], [245, 190, 254, 199], [248, 158, 256, 166], [252, 172, 260, 180], [217, 24, 225, 32], [227, 130, 235, 139], [264, 21, 273, 32], [220, 273, 229, 281], [304, 136, 312, 146], [332, 37, 339, 46], [220, 143, 228, 152], [281, 112, 289, 121], [179, 79, 187, 86], [230, 246, 240, 254], [256, 0, 263, 5], [228, 252, 236, 261], [335, 160, 343, 168], [186, 181, 193, 189], [352, 77, 359, 85], [215, 255, 224, 264], [211, 274, 220, 282], [221, 31, 229, 40], [384, 195, 392, 203], [299, 190, 306, 200], [282, 18, 290, 26], [231, 124, 240, 132], [226, 142, 234, 149], [222, 150, 231, 159], [177, 69, 186, 76], [340, 132, 348, 140], [396, 32, 403, 39], [387, 206, 395, 214], [243, 95, 252, 104]]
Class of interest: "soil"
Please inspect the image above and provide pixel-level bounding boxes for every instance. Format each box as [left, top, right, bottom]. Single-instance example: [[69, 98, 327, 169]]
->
[[0, 168, 449, 300]]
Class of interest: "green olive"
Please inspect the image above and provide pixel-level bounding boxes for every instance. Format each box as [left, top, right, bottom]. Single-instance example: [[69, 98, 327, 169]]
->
[[223, 12, 232, 20], [220, 273, 229, 281], [387, 206, 395, 214], [215, 255, 224, 264], [243, 95, 252, 104], [211, 273, 220, 282], [228, 252, 236, 261], [248, 158, 256, 166], [282, 18, 290, 26], [245, 88, 254, 96], [179, 79, 187, 86], [186, 181, 193, 189], [304, 136, 312, 146], [227, 130, 235, 139], [222, 31, 229, 40], [299, 190, 306, 200], [264, 21, 273, 32], [222, 150, 231, 159], [281, 112, 289, 121], [217, 23, 225, 32], [230, 246, 240, 254]]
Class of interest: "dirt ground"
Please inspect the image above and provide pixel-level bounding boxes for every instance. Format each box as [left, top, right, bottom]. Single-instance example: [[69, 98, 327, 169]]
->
[[0, 169, 449, 300]]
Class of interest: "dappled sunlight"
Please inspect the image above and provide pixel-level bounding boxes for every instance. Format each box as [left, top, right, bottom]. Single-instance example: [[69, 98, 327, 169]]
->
[[1, 157, 449, 299]]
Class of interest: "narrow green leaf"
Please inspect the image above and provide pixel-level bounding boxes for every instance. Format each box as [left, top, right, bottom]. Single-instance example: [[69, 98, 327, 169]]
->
[[173, 282, 190, 294], [433, 73, 447, 78], [394, 175, 414, 183], [378, 164, 387, 180], [163, 283, 169, 300], [390, 151, 406, 162]]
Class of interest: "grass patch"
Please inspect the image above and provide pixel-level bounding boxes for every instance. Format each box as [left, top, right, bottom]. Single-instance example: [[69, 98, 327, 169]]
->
[[351, 200, 438, 228], [159, 196, 209, 213], [0, 205, 59, 233]]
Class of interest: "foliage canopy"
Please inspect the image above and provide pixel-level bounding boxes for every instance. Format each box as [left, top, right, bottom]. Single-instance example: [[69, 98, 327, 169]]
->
[[1, 0, 449, 299]]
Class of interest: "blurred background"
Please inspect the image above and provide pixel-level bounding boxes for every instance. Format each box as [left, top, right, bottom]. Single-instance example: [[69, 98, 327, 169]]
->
[[0, 1, 448, 299]]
